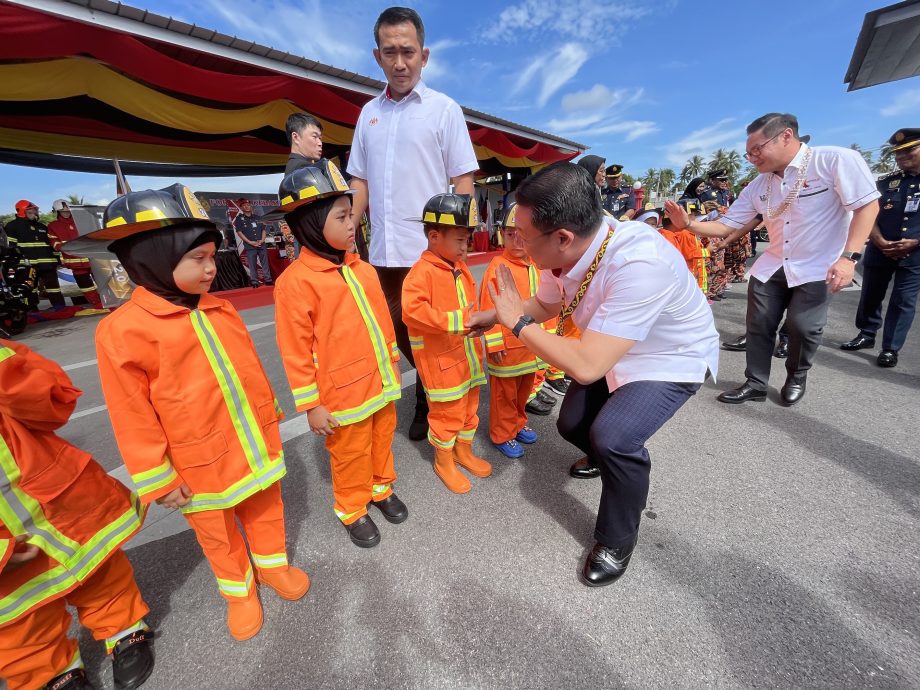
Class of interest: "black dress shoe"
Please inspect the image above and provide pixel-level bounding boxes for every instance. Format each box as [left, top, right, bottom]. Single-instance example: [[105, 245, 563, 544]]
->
[[43, 668, 94, 690], [569, 456, 600, 479], [773, 340, 789, 359], [525, 395, 554, 416], [780, 377, 806, 406], [840, 334, 875, 351], [345, 515, 380, 548], [581, 540, 636, 587], [717, 382, 767, 404], [112, 629, 155, 690], [408, 406, 429, 441], [545, 377, 571, 396], [721, 335, 747, 351], [371, 494, 408, 523], [877, 350, 898, 368], [536, 389, 558, 406]]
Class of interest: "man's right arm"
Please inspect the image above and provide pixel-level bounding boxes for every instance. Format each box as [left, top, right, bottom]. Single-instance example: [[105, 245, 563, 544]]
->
[[350, 177, 369, 224]]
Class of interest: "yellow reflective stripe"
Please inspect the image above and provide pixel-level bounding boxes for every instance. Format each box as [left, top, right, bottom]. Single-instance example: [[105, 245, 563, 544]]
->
[[484, 333, 504, 347], [251, 552, 288, 569], [190, 310, 270, 474], [0, 346, 14, 363], [217, 567, 254, 598], [104, 620, 148, 653], [457, 429, 476, 441], [372, 484, 390, 495], [179, 457, 285, 514], [341, 266, 399, 393], [487, 360, 541, 377], [455, 279, 485, 383], [409, 336, 424, 351], [292, 384, 319, 407], [425, 374, 487, 402], [332, 388, 400, 427], [545, 368, 565, 380], [446, 309, 464, 334], [334, 507, 363, 523], [427, 430, 456, 449], [131, 457, 178, 497], [527, 264, 538, 296]]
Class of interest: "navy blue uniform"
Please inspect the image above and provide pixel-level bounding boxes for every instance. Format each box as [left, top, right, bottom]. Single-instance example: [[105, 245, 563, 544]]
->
[[853, 170, 920, 351], [602, 185, 636, 218]]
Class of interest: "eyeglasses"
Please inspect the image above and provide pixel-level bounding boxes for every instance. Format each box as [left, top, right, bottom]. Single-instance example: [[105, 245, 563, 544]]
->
[[744, 130, 785, 160]]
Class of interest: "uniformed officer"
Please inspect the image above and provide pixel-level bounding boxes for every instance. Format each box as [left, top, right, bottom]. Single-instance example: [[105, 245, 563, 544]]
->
[[601, 164, 637, 219], [700, 169, 733, 207], [232, 198, 273, 287], [841, 128, 920, 368]]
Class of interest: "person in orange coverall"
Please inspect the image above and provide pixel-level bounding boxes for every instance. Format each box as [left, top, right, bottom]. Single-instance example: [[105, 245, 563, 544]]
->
[[271, 162, 408, 548], [402, 193, 490, 494], [84, 184, 309, 643], [0, 340, 152, 690], [479, 203, 544, 459]]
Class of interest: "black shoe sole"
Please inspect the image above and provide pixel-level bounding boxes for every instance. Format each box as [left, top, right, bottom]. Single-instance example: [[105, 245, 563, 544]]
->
[[569, 469, 600, 479], [780, 397, 803, 407], [371, 503, 409, 524], [349, 533, 381, 548], [524, 405, 553, 416], [717, 394, 766, 404], [579, 571, 626, 587]]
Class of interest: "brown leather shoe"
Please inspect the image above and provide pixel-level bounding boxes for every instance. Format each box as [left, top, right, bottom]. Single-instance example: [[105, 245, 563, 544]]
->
[[257, 566, 310, 600], [227, 595, 263, 641]]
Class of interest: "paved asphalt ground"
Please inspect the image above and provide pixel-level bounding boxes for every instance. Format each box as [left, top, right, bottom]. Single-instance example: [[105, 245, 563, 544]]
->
[[11, 262, 919, 689]]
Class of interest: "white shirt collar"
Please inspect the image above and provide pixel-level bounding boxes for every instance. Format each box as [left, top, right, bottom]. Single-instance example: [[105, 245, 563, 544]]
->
[[782, 142, 809, 173], [379, 79, 428, 104]]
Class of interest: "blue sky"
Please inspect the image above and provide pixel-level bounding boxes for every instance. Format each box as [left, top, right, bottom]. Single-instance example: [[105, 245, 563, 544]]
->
[[1, 0, 914, 213]]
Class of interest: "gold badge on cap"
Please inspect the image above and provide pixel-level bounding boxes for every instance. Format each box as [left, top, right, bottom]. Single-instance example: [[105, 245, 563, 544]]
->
[[896, 131, 905, 142]]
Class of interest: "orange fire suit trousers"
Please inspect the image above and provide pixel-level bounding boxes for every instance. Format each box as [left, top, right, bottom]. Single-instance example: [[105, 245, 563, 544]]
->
[[184, 481, 288, 601], [489, 372, 535, 444], [0, 550, 148, 690], [324, 402, 397, 525], [428, 388, 480, 451]]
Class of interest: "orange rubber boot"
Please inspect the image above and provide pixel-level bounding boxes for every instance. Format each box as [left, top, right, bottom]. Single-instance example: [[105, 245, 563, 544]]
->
[[454, 442, 492, 478], [433, 447, 471, 494], [227, 596, 263, 641], [257, 567, 311, 601]]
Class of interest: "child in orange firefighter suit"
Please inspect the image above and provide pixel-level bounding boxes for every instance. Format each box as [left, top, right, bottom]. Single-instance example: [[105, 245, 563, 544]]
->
[[270, 162, 408, 549], [88, 184, 309, 643], [480, 203, 546, 459], [0, 339, 153, 690], [402, 193, 491, 494]]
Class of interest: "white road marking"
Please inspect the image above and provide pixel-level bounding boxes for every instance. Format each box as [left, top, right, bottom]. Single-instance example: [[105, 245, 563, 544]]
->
[[70, 404, 109, 419]]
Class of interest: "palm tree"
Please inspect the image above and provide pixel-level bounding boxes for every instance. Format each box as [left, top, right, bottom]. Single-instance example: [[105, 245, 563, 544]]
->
[[680, 155, 706, 183], [67, 194, 84, 206], [723, 150, 742, 178], [871, 145, 896, 175], [641, 168, 659, 191], [708, 148, 730, 174], [658, 168, 676, 197], [849, 143, 873, 167]]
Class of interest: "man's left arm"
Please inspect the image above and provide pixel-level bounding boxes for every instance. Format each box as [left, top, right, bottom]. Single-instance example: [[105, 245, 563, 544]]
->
[[441, 100, 478, 194], [451, 173, 474, 196], [826, 200, 879, 292]]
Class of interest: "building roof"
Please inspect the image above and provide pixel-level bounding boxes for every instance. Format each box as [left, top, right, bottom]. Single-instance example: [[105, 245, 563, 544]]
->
[[845, 0, 920, 91]]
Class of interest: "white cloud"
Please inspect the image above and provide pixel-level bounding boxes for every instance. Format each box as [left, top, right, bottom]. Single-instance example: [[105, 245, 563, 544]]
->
[[484, 0, 651, 43], [422, 40, 461, 83], [549, 117, 657, 142], [880, 89, 920, 117], [664, 118, 747, 165], [512, 43, 589, 107], [560, 85, 644, 113]]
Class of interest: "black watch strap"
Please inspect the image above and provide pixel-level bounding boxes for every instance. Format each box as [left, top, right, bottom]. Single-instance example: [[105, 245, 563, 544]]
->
[[512, 315, 535, 338]]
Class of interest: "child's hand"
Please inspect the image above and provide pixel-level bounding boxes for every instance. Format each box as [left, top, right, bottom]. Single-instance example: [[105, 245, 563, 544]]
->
[[488, 350, 507, 365], [308, 405, 339, 436], [3, 535, 40, 573], [156, 484, 193, 509]]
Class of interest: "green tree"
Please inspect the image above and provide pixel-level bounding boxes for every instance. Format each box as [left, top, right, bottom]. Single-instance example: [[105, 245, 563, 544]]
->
[[641, 168, 659, 190], [849, 143, 873, 167], [679, 155, 706, 183], [67, 194, 84, 206], [871, 145, 896, 175]]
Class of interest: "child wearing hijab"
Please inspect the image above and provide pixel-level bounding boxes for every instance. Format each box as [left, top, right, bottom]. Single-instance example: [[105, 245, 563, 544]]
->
[[89, 184, 309, 642], [660, 200, 710, 294], [271, 162, 406, 549]]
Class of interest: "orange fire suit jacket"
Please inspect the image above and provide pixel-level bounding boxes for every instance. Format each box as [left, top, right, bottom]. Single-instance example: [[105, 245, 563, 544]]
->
[[274, 250, 401, 424], [47, 217, 92, 274], [402, 251, 486, 403], [479, 253, 548, 378], [0, 340, 145, 627], [96, 287, 285, 515]]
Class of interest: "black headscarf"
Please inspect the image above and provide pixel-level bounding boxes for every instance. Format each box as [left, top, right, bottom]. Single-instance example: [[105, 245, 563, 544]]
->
[[682, 178, 705, 201], [576, 155, 606, 186], [286, 195, 349, 266], [109, 223, 222, 310]]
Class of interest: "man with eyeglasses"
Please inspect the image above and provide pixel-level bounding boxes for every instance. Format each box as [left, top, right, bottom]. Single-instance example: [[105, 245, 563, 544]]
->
[[665, 112, 880, 407]]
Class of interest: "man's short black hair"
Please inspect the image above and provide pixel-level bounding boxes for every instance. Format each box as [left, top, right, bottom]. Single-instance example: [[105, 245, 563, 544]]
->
[[515, 162, 604, 238], [285, 113, 323, 146], [747, 112, 799, 140], [374, 6, 425, 47]]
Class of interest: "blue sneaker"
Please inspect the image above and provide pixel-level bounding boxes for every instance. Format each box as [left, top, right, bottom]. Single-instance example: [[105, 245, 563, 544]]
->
[[493, 439, 525, 459], [516, 426, 538, 444]]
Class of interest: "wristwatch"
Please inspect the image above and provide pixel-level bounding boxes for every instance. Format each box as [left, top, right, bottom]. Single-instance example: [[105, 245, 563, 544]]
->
[[840, 251, 862, 262], [511, 314, 536, 337]]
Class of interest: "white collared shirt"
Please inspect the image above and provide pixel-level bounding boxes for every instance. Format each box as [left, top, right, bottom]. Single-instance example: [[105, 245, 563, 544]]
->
[[347, 80, 479, 268], [720, 144, 880, 287], [536, 220, 720, 392]]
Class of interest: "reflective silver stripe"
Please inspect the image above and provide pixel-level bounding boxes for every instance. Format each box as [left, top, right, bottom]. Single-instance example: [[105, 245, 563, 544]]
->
[[180, 460, 285, 513]]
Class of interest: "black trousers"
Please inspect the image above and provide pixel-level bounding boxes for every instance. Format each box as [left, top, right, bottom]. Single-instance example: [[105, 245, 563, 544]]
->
[[855, 247, 920, 352], [558, 378, 700, 549], [374, 265, 427, 409], [35, 267, 65, 308], [745, 269, 829, 390]]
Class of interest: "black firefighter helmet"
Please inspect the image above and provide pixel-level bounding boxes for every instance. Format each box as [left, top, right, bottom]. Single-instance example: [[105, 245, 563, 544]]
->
[[87, 184, 215, 241], [263, 159, 352, 221], [417, 193, 479, 230]]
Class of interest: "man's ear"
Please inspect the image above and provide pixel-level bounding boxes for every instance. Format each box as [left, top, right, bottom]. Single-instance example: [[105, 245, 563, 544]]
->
[[420, 47, 430, 68], [555, 228, 577, 251], [373, 48, 382, 68]]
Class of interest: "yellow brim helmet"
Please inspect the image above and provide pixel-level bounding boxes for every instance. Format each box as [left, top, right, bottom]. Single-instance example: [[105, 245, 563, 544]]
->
[[502, 202, 518, 230], [85, 183, 215, 241], [263, 159, 353, 221], [408, 193, 480, 230]]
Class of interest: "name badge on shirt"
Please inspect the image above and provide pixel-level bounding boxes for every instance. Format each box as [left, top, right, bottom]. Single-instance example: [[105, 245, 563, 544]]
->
[[906, 195, 920, 214]]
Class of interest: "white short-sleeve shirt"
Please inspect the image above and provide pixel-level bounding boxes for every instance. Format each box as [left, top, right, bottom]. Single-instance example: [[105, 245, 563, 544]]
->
[[347, 81, 479, 268], [719, 144, 880, 287], [537, 220, 720, 392]]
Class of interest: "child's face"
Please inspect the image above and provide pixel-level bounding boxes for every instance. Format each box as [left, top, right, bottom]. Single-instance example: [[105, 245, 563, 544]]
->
[[323, 196, 356, 251], [172, 241, 217, 294], [427, 225, 470, 264], [503, 227, 528, 259], [642, 217, 660, 229]]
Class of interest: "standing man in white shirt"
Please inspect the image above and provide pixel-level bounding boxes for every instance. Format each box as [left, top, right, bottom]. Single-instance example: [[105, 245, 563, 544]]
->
[[348, 6, 479, 441], [469, 163, 719, 587], [666, 113, 880, 406]]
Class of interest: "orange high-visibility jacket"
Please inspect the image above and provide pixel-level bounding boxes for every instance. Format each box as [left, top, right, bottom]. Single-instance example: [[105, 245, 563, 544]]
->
[[0, 340, 145, 627], [96, 287, 285, 514], [479, 253, 548, 378], [659, 229, 709, 290], [274, 250, 401, 424], [402, 250, 485, 403], [47, 217, 92, 273]]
